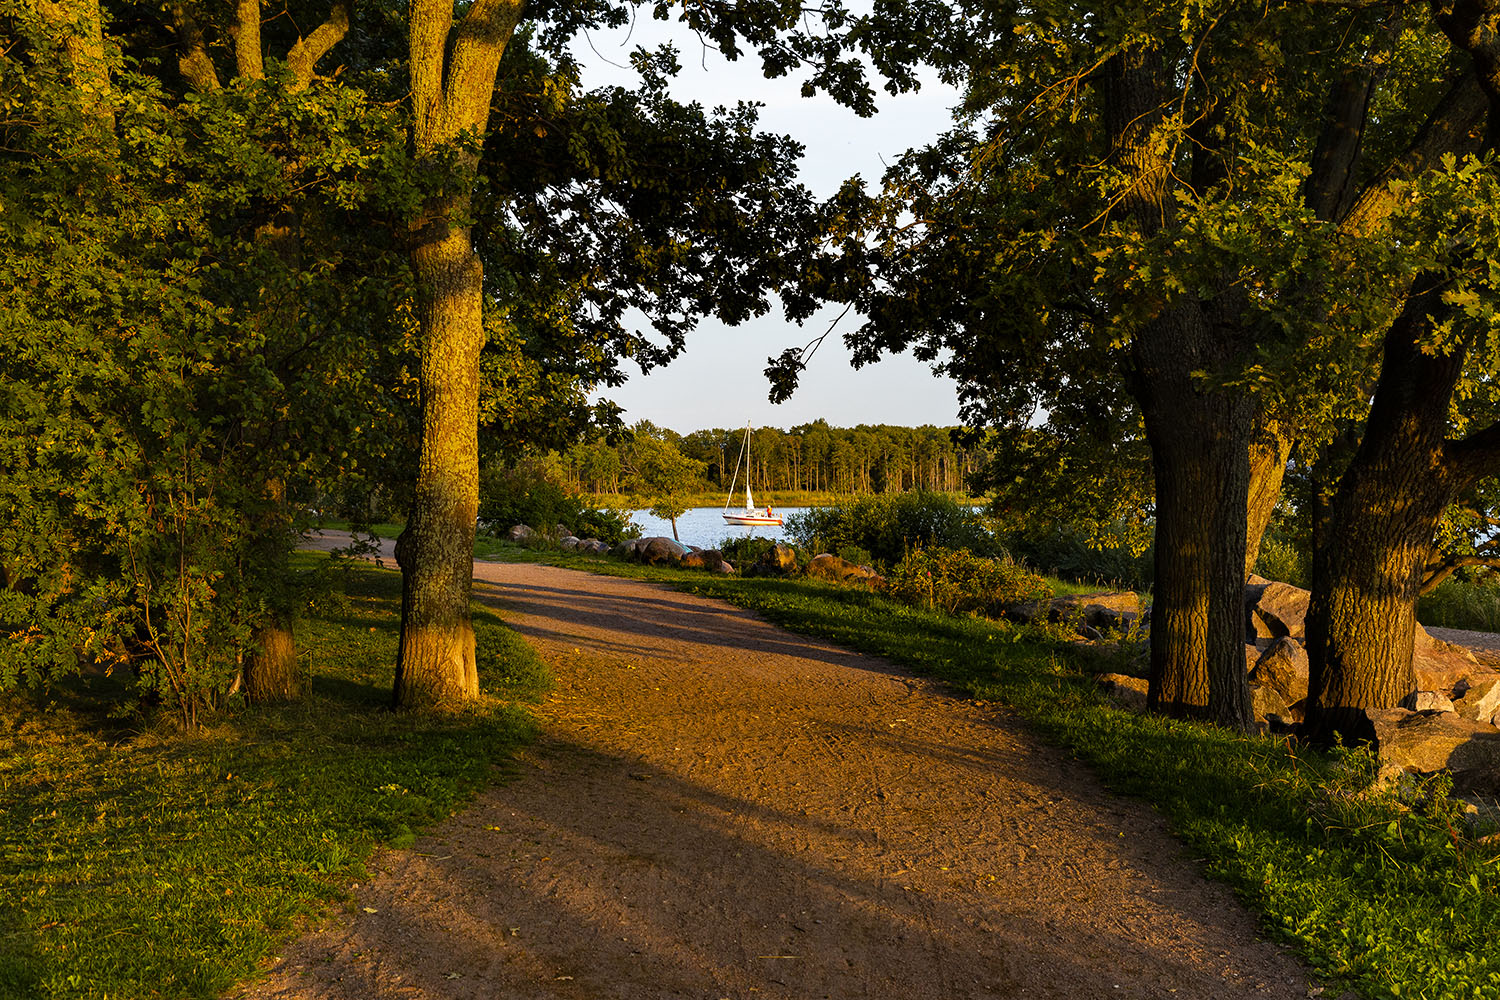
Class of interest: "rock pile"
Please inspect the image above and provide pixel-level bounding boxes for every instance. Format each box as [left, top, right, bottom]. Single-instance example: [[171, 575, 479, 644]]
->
[[1238, 577, 1500, 793], [506, 523, 613, 554], [1009, 591, 1146, 640]]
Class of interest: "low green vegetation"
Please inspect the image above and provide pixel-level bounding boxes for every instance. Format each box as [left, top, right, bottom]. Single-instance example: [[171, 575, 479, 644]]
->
[[1418, 576, 1500, 633], [1001, 522, 1155, 592], [882, 546, 1050, 617], [479, 463, 637, 543], [503, 544, 1499, 1000], [784, 490, 1001, 566], [0, 554, 546, 1000]]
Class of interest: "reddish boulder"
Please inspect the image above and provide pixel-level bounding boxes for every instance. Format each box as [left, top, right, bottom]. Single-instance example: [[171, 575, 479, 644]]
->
[[806, 553, 880, 585], [1368, 708, 1500, 794]]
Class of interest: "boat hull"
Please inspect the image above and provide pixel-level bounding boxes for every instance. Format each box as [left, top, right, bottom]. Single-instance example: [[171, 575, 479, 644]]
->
[[722, 513, 784, 526]]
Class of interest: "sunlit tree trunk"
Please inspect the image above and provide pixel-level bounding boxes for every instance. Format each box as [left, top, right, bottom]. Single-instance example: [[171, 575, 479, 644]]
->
[[1245, 422, 1294, 579], [393, 0, 523, 709]]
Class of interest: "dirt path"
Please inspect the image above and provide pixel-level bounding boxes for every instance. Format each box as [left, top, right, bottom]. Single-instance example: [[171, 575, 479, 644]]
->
[[240, 550, 1314, 999]]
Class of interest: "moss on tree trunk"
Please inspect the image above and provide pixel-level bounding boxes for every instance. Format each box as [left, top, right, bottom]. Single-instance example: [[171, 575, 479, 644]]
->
[[393, 214, 484, 709]]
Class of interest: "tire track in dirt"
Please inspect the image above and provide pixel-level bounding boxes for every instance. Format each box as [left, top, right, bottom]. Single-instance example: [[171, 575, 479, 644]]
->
[[239, 550, 1314, 999]]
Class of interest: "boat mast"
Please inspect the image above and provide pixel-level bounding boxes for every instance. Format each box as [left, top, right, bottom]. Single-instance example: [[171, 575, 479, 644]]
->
[[724, 422, 751, 511], [744, 422, 755, 510]]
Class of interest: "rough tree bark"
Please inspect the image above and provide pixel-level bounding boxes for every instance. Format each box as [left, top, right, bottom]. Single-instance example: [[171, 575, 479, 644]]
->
[[1134, 310, 1255, 729], [1302, 4, 1500, 742], [1304, 275, 1465, 742], [392, 0, 524, 710], [1245, 423, 1294, 580], [35, 0, 113, 129], [1103, 46, 1255, 731]]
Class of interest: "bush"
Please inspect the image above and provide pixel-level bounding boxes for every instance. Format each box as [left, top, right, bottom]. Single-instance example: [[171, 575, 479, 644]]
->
[[1001, 523, 1153, 591], [717, 535, 785, 566], [881, 546, 1050, 618], [784, 492, 999, 568], [1253, 536, 1308, 588], [1418, 575, 1500, 632], [478, 464, 636, 544]]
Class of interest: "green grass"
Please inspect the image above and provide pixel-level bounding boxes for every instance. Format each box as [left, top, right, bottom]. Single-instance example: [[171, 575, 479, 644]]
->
[[0, 554, 548, 1000], [495, 545, 1500, 1000], [314, 519, 405, 539]]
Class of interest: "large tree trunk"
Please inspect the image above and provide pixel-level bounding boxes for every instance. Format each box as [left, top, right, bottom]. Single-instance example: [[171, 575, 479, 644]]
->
[[1135, 311, 1255, 731], [392, 0, 522, 710], [1304, 273, 1463, 744], [1103, 46, 1254, 732], [393, 214, 484, 708]]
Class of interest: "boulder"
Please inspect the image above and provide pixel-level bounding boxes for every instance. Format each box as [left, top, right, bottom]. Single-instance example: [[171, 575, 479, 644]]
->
[[1413, 627, 1483, 696], [559, 536, 582, 551], [1369, 707, 1500, 794], [1245, 580, 1309, 641], [745, 543, 798, 577], [1248, 637, 1309, 723], [681, 548, 734, 574], [610, 537, 647, 560], [1013, 591, 1141, 629], [580, 538, 611, 555], [507, 524, 539, 544], [1097, 673, 1149, 712], [1400, 690, 1457, 713], [806, 553, 881, 586], [554, 523, 570, 539], [637, 536, 687, 566], [1453, 674, 1500, 727]]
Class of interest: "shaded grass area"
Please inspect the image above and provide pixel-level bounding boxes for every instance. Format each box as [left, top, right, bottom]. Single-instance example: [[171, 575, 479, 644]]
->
[[0, 554, 548, 1000], [498, 544, 1500, 1000]]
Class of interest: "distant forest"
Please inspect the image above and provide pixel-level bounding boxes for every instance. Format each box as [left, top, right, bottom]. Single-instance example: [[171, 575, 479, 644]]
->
[[544, 421, 991, 496]]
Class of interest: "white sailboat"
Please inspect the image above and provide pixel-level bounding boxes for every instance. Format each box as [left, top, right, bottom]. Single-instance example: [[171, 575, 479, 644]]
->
[[722, 423, 784, 526]]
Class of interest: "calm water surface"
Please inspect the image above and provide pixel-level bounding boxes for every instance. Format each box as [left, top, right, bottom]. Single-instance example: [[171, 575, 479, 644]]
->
[[626, 506, 807, 550]]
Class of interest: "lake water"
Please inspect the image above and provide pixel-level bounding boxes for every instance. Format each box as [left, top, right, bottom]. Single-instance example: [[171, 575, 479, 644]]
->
[[626, 506, 806, 550]]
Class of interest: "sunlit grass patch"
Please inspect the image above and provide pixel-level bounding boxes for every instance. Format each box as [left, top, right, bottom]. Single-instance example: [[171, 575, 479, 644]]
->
[[0, 554, 546, 1000]]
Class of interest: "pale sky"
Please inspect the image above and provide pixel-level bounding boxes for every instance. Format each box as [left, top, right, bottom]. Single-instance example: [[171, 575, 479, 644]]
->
[[569, 17, 965, 433]]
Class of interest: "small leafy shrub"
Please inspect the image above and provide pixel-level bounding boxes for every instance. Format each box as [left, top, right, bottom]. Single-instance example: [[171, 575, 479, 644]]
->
[[1418, 575, 1500, 632], [717, 535, 783, 565], [1002, 522, 1153, 591], [836, 544, 874, 568], [881, 546, 1050, 618], [479, 463, 636, 543], [785, 492, 999, 568], [1253, 537, 1308, 588]]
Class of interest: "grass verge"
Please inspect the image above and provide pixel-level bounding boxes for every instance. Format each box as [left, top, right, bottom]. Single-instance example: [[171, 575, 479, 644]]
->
[[0, 553, 548, 1000], [494, 544, 1500, 1000]]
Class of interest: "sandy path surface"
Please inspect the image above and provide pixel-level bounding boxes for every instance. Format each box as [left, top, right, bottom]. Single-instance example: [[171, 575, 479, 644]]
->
[[240, 546, 1314, 999]]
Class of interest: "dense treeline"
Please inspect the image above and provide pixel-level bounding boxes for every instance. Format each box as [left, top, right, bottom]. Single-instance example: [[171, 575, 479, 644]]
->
[[541, 420, 991, 496]]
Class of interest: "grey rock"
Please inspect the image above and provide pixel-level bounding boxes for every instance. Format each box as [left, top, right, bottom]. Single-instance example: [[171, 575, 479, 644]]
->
[[1400, 690, 1457, 713]]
